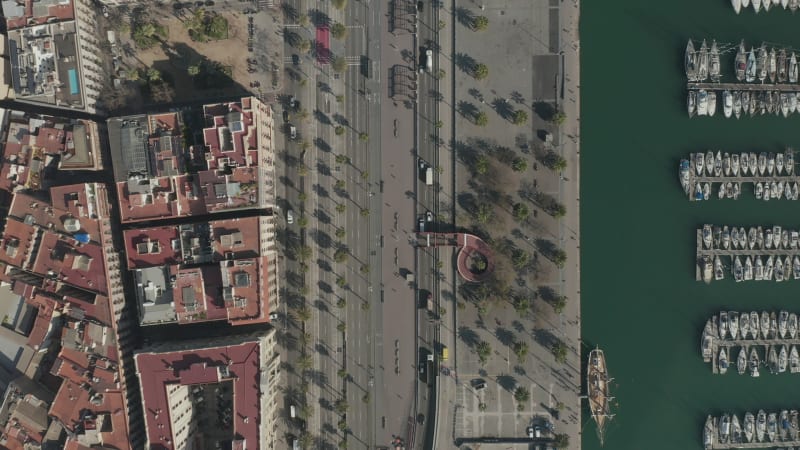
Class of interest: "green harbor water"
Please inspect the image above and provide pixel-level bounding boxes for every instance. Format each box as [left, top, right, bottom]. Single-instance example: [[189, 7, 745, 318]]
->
[[581, 1, 800, 450]]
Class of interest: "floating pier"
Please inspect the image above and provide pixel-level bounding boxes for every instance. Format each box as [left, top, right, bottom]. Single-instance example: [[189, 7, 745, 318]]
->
[[704, 411, 800, 450], [688, 83, 800, 92]]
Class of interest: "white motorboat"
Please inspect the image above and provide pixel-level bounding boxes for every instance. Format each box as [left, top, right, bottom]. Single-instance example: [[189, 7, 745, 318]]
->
[[734, 256, 744, 282], [703, 182, 711, 200], [703, 256, 713, 284], [757, 226, 764, 249], [765, 255, 774, 280], [791, 410, 799, 441], [781, 93, 790, 117], [679, 159, 691, 195], [786, 255, 792, 281], [758, 45, 768, 82], [734, 91, 743, 118], [775, 257, 784, 282], [793, 182, 799, 200], [743, 91, 752, 115], [723, 152, 731, 176], [769, 47, 778, 83], [774, 225, 782, 248], [779, 48, 788, 82], [732, 414, 742, 444], [702, 319, 714, 361], [768, 412, 778, 442], [780, 410, 789, 441], [757, 410, 767, 442], [733, 182, 741, 199], [723, 226, 731, 249], [791, 346, 800, 373], [699, 40, 709, 82], [718, 183, 725, 200], [780, 346, 789, 373], [705, 415, 715, 450], [783, 229, 790, 249], [739, 227, 747, 248], [751, 348, 761, 378], [715, 151, 723, 177], [790, 313, 798, 339], [706, 150, 715, 176], [732, 153, 740, 175], [730, 311, 740, 339], [794, 255, 800, 279], [747, 47, 758, 82], [769, 346, 779, 374], [756, 182, 764, 199], [779, 310, 789, 338], [686, 40, 698, 81], [751, 311, 760, 339], [786, 182, 793, 200], [710, 40, 721, 82], [744, 256, 753, 281], [787, 149, 795, 175], [790, 93, 797, 114], [771, 181, 779, 200], [768, 153, 776, 175], [719, 346, 729, 375], [725, 181, 733, 199], [708, 91, 717, 117], [758, 152, 767, 175], [720, 310, 729, 339], [770, 311, 778, 339], [732, 0, 742, 12], [791, 52, 799, 83], [748, 227, 757, 249], [723, 90, 733, 118], [745, 412, 755, 443], [783, 0, 790, 8], [749, 151, 757, 175], [697, 90, 709, 116], [703, 224, 712, 249], [777, 152, 785, 175], [696, 152, 705, 176], [741, 153, 749, 175], [762, 311, 771, 338], [731, 227, 739, 249], [791, 0, 799, 13], [766, 228, 773, 249], [741, 310, 751, 338], [755, 256, 764, 281]]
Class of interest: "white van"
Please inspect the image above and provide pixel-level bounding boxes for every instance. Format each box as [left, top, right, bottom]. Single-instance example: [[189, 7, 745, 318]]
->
[[289, 405, 297, 418]]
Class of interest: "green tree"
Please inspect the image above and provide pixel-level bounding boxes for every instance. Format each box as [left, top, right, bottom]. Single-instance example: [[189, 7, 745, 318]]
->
[[334, 179, 346, 190], [475, 203, 492, 224], [297, 245, 312, 262], [335, 126, 345, 135], [513, 340, 529, 362], [513, 296, 530, 315], [299, 404, 313, 420], [297, 354, 313, 370], [335, 399, 349, 414], [514, 386, 530, 404], [362, 392, 371, 403], [335, 203, 346, 213], [361, 171, 369, 180], [297, 215, 309, 228], [336, 276, 346, 288], [188, 65, 201, 77], [551, 110, 567, 125], [332, 56, 347, 73], [359, 132, 369, 141], [331, 22, 348, 39], [553, 249, 567, 268], [332, 0, 347, 9], [512, 249, 530, 270], [553, 203, 567, 218], [336, 321, 346, 332], [553, 295, 567, 313], [475, 154, 489, 175], [438, 19, 446, 30], [298, 39, 311, 53], [336, 298, 346, 308], [207, 14, 228, 40], [511, 157, 528, 172], [361, 301, 371, 311], [132, 22, 159, 49], [146, 68, 162, 82], [552, 341, 568, 363], [544, 151, 567, 171], [360, 208, 370, 217], [475, 111, 488, 127], [553, 434, 570, 449], [476, 341, 491, 365], [473, 63, 489, 80], [360, 264, 370, 274], [294, 305, 312, 323], [335, 227, 346, 239], [334, 248, 348, 263], [513, 202, 530, 222], [512, 109, 529, 125], [337, 368, 348, 378], [335, 154, 350, 164], [298, 431, 314, 449], [336, 95, 344, 103], [434, 69, 446, 80], [125, 68, 141, 81], [472, 15, 489, 31]]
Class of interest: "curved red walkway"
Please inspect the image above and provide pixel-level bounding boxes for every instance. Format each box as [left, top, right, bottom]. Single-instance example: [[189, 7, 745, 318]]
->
[[416, 232, 495, 282]]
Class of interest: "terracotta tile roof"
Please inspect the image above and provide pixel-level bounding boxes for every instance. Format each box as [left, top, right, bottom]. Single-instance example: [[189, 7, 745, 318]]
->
[[124, 227, 182, 269], [31, 232, 107, 294], [209, 217, 260, 261], [0, 219, 37, 269]]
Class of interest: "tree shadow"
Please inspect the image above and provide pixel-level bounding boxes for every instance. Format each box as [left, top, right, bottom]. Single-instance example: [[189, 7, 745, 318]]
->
[[309, 9, 331, 27], [513, 365, 527, 377], [533, 328, 557, 349], [314, 208, 332, 225], [314, 298, 329, 313], [533, 101, 556, 121], [313, 183, 329, 199], [496, 374, 517, 392], [316, 258, 332, 273], [316, 342, 330, 357], [332, 113, 350, 127], [428, 89, 444, 102], [314, 137, 332, 153], [457, 100, 479, 121], [312, 230, 333, 249], [511, 320, 525, 334], [454, 6, 475, 29], [458, 326, 480, 348], [314, 109, 333, 126], [491, 98, 515, 121], [454, 52, 478, 75], [281, 3, 299, 21], [495, 327, 516, 347]]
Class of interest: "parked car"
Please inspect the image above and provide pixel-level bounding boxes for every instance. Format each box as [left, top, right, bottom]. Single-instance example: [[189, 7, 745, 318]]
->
[[426, 211, 433, 222], [471, 378, 486, 390], [289, 125, 297, 139], [292, 54, 301, 65], [286, 210, 294, 224]]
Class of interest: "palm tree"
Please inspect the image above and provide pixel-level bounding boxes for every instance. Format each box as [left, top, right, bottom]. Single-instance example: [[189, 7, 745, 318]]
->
[[475, 155, 489, 175], [513, 341, 529, 362], [512, 109, 528, 125], [297, 354, 313, 370], [476, 341, 491, 365], [297, 245, 312, 261], [473, 63, 489, 80], [331, 22, 348, 39], [475, 111, 488, 127], [332, 56, 347, 73], [294, 305, 312, 323], [187, 65, 201, 77], [472, 15, 489, 31]]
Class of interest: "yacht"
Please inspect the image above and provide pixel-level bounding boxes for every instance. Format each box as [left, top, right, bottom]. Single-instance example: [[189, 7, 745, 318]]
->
[[774, 225, 782, 248], [755, 256, 764, 281], [766, 228, 773, 249], [748, 227, 757, 249], [770, 48, 778, 82], [716, 151, 723, 177], [703, 256, 713, 284], [710, 40, 721, 82], [775, 256, 785, 282], [781, 411, 790, 442], [702, 319, 714, 361], [696, 152, 705, 176], [732, 0, 742, 13], [745, 411, 755, 443], [779, 345, 789, 373], [782, 93, 791, 117], [749, 151, 757, 175], [686, 40, 698, 81], [708, 91, 717, 117], [723, 226, 731, 249], [741, 311, 751, 338], [769, 345, 779, 374], [756, 182, 764, 199], [703, 224, 712, 249], [697, 90, 709, 116], [723, 90, 733, 118], [751, 347, 761, 378], [783, 229, 790, 249], [747, 48, 758, 82], [757, 410, 767, 442], [779, 48, 788, 82], [734, 256, 744, 282], [768, 153, 776, 175], [741, 153, 749, 175], [761, 311, 771, 339], [751, 311, 761, 339], [794, 255, 800, 280], [719, 310, 729, 339], [780, 310, 790, 338], [757, 226, 764, 249], [720, 414, 731, 444], [699, 40, 709, 82], [768, 412, 778, 442], [732, 153, 740, 175], [771, 181, 779, 200], [733, 414, 743, 444], [758, 45, 768, 82], [679, 159, 691, 195], [745, 256, 753, 281], [791, 346, 800, 373], [787, 149, 795, 174], [703, 183, 711, 200], [790, 313, 798, 339], [704, 415, 715, 450], [765, 255, 774, 281], [759, 152, 767, 175], [718, 183, 725, 200], [743, 91, 752, 115], [778, 152, 785, 175], [706, 150, 715, 175], [791, 52, 799, 83], [723, 152, 731, 176], [734, 91, 742, 118], [730, 311, 740, 339], [735, 41, 747, 80], [740, 227, 747, 248], [719, 346, 729, 375], [790, 93, 798, 114], [770, 311, 778, 339], [715, 256, 725, 280], [731, 227, 739, 249], [738, 347, 748, 375]]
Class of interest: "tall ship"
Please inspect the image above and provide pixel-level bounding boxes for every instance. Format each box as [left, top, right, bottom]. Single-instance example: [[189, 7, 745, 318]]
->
[[588, 347, 614, 446]]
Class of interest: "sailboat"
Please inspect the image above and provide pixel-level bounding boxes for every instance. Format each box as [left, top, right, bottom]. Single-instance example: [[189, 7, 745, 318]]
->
[[738, 346, 748, 375], [769, 47, 778, 83], [686, 40, 698, 81], [791, 52, 799, 83], [710, 40, 721, 82], [587, 348, 613, 446], [779, 48, 788, 82], [758, 45, 768, 82], [732, 0, 742, 13], [747, 48, 758, 83], [734, 91, 742, 118], [723, 90, 733, 118], [699, 40, 709, 82], [688, 91, 696, 117]]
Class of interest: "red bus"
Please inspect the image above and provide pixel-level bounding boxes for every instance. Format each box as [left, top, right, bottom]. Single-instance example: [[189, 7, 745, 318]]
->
[[316, 26, 330, 64]]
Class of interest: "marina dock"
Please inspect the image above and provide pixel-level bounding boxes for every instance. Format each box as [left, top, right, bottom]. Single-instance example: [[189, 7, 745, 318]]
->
[[705, 411, 800, 450], [688, 82, 800, 92]]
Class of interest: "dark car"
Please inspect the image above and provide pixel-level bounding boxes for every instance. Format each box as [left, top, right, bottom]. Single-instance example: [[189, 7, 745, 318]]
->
[[292, 54, 300, 65], [173, 1, 183, 8], [471, 378, 487, 390], [417, 414, 425, 424], [282, 110, 290, 122], [417, 0, 423, 11], [205, 0, 214, 5], [195, 1, 203, 6]]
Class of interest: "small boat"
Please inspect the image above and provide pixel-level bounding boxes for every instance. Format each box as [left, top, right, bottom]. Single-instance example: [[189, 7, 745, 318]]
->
[[766, 228, 773, 249], [705, 415, 715, 449], [696, 152, 705, 176], [770, 311, 778, 338], [768, 412, 778, 442], [733, 91, 742, 118], [791, 346, 800, 373], [748, 227, 757, 249], [777, 152, 785, 175], [769, 345, 779, 374], [782, 93, 790, 117], [758, 45, 768, 82], [791, 52, 799, 83], [786, 182, 793, 200], [747, 48, 758, 82], [733, 182, 741, 199], [779, 345, 788, 373], [723, 226, 731, 249], [787, 149, 795, 174], [781, 410, 790, 441], [743, 91, 752, 115], [710, 40, 721, 82], [741, 309, 751, 337], [723, 152, 731, 176], [720, 310, 729, 339], [697, 89, 709, 116], [703, 256, 713, 284], [784, 229, 790, 249], [739, 227, 747, 248], [761, 311, 770, 339], [790, 92, 798, 114], [741, 153, 749, 175], [756, 182, 764, 199], [779, 48, 788, 82], [702, 319, 714, 361], [794, 256, 800, 279], [732, 153, 740, 175], [783, 0, 789, 8], [757, 226, 764, 249], [703, 182, 711, 200], [769, 48, 778, 83], [791, 0, 799, 12], [731, 227, 739, 249], [744, 257, 754, 281], [736, 41, 747, 80], [751, 311, 761, 338], [774, 225, 782, 248], [764, 0, 772, 11], [733, 0, 743, 12], [730, 311, 740, 339], [755, 256, 764, 281], [734, 256, 744, 282], [702, 224, 712, 249], [686, 40, 698, 81], [706, 150, 715, 175], [794, 182, 799, 200], [745, 411, 755, 443], [723, 90, 733, 118], [718, 183, 725, 199], [751, 347, 761, 378], [759, 152, 767, 175], [719, 346, 729, 374], [790, 313, 799, 339], [792, 410, 800, 441], [768, 153, 776, 175], [765, 255, 774, 280], [688, 91, 697, 117], [708, 91, 717, 117], [757, 410, 767, 442], [786, 256, 793, 281], [780, 311, 790, 338], [738, 346, 748, 375], [749, 151, 757, 175], [699, 40, 709, 82], [716, 151, 723, 177]]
